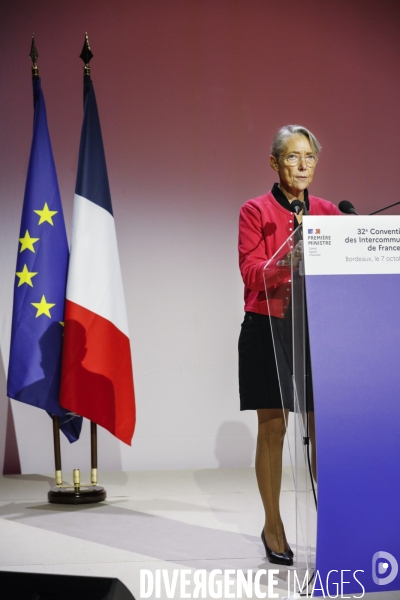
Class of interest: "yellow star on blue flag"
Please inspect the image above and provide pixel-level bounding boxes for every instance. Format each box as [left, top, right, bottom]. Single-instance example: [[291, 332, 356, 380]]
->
[[34, 202, 58, 225], [16, 264, 38, 287], [7, 77, 82, 443], [31, 295, 56, 318], [19, 230, 40, 253]]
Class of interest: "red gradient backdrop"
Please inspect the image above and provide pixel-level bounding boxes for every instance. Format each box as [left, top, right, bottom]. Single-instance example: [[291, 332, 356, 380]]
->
[[1, 0, 400, 473]]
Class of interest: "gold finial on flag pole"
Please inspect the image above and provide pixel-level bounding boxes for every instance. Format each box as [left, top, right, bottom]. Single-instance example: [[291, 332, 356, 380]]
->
[[29, 34, 39, 78], [80, 32, 93, 75]]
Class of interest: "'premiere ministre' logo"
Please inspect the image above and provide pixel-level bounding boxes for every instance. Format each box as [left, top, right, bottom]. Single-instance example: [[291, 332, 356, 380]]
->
[[307, 228, 332, 246]]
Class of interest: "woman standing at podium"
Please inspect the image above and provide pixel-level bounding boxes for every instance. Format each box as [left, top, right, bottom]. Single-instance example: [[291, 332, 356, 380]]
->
[[238, 124, 340, 565]]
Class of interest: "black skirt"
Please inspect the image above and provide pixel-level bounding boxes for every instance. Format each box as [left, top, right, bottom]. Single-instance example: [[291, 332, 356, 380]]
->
[[238, 311, 294, 411]]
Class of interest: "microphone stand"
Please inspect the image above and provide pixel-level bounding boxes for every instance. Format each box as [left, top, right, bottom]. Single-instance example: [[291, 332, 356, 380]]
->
[[369, 201, 400, 215]]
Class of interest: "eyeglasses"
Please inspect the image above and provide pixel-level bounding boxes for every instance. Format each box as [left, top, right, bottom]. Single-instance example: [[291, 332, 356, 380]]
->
[[279, 152, 318, 167]]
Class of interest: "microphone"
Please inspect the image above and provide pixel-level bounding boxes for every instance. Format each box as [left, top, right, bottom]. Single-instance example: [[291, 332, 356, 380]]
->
[[291, 199, 303, 215], [339, 200, 359, 215]]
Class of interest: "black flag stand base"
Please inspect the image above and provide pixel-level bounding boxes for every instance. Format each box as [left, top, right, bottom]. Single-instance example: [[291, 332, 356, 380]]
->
[[48, 417, 107, 505]]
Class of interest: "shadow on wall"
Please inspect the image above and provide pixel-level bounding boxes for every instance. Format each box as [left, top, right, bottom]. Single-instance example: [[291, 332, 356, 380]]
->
[[191, 422, 257, 532], [214, 421, 254, 468], [192, 421, 255, 493], [0, 348, 21, 475]]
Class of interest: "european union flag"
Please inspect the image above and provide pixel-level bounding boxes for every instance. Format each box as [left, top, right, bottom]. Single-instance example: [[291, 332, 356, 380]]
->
[[7, 77, 82, 442]]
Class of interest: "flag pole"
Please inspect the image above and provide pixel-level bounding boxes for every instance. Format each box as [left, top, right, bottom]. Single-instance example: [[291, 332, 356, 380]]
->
[[80, 32, 102, 493], [29, 33, 39, 79], [29, 37, 63, 491], [48, 33, 106, 504], [80, 31, 93, 75], [52, 416, 63, 486], [81, 31, 99, 490]]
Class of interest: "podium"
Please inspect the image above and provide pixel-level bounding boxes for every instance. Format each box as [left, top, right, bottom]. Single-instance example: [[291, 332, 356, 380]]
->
[[263, 215, 400, 597]]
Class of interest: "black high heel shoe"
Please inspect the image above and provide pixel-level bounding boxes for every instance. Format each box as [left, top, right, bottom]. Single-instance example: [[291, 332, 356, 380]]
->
[[261, 529, 293, 566]]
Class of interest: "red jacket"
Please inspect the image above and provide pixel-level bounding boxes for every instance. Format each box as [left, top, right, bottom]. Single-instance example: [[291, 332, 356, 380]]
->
[[238, 190, 340, 316]]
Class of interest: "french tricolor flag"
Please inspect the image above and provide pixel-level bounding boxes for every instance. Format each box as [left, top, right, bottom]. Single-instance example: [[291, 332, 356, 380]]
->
[[60, 75, 136, 445]]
